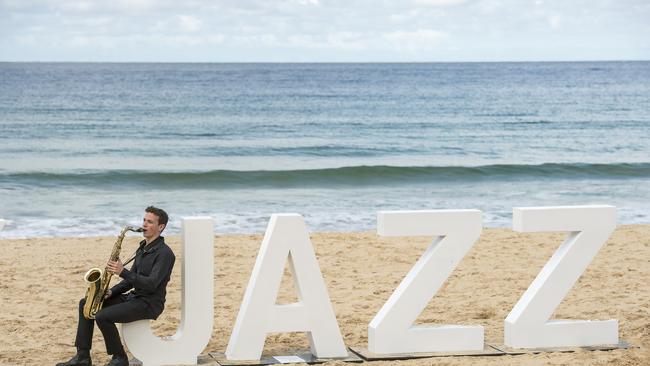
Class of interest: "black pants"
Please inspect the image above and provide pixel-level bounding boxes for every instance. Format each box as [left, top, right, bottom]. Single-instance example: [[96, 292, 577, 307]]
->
[[75, 295, 151, 355]]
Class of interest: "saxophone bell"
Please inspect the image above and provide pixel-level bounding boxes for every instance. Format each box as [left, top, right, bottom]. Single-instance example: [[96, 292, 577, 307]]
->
[[82, 225, 142, 319]]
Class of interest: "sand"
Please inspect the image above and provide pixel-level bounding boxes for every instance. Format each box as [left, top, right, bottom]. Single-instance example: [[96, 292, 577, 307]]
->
[[1, 225, 648, 365]]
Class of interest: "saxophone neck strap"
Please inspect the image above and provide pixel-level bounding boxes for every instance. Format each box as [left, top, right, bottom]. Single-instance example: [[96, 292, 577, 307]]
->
[[122, 249, 138, 267]]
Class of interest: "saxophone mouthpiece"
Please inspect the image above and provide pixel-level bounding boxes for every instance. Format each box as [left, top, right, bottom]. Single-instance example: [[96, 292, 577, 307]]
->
[[134, 227, 144, 232]]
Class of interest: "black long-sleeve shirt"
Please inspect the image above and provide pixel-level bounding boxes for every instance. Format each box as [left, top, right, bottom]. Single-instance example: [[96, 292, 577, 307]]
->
[[109, 236, 175, 319]]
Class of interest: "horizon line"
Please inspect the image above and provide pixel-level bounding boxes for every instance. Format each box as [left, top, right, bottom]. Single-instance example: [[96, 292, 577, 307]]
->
[[1, 59, 649, 64]]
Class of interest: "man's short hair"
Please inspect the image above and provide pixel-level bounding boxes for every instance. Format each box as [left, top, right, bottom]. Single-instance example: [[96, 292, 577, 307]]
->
[[145, 206, 169, 228]]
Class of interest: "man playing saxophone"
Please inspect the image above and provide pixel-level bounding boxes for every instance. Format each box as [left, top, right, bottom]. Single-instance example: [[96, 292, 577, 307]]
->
[[56, 206, 176, 366]]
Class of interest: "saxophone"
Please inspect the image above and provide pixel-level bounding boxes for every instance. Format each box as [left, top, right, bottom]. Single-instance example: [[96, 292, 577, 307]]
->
[[82, 226, 143, 320]]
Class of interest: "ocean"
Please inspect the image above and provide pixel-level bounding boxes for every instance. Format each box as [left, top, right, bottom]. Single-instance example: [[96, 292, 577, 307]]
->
[[0, 62, 649, 238]]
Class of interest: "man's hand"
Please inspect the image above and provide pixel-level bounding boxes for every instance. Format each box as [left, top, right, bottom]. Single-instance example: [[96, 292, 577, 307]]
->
[[107, 259, 124, 276], [104, 289, 112, 299]]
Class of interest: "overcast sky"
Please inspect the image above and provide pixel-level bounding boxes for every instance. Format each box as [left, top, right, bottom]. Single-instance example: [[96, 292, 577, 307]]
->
[[1, 0, 649, 62]]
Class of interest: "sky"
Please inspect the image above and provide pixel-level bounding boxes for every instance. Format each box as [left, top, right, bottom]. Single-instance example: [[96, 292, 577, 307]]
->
[[1, 0, 649, 62]]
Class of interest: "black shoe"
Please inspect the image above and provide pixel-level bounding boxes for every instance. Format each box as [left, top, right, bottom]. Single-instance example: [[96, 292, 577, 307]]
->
[[104, 354, 129, 366], [55, 352, 92, 366]]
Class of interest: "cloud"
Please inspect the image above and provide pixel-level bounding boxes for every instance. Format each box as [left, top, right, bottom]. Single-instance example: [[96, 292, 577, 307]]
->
[[325, 32, 368, 50], [231, 33, 279, 47], [178, 15, 202, 32], [112, 0, 158, 13], [289, 0, 320, 5], [168, 35, 219, 46], [388, 9, 423, 24], [382, 29, 446, 51], [548, 15, 561, 29], [13, 34, 37, 45], [413, 0, 468, 7]]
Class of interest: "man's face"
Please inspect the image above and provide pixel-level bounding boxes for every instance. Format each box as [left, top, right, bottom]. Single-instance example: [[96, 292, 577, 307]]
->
[[142, 212, 164, 241]]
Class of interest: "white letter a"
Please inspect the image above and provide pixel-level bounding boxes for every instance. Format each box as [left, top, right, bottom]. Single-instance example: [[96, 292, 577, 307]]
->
[[226, 214, 347, 360]]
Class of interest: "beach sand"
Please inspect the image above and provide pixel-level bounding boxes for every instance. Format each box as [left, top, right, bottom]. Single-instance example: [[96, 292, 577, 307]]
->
[[1, 225, 648, 365]]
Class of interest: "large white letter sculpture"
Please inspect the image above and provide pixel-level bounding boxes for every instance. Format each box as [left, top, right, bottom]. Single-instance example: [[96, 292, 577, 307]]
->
[[504, 205, 618, 348], [0, 219, 5, 231], [368, 210, 484, 353], [122, 217, 214, 366], [226, 214, 347, 360]]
